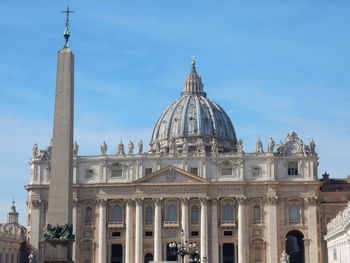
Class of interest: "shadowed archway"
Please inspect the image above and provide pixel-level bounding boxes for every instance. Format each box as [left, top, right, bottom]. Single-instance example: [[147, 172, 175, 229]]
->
[[285, 230, 305, 263]]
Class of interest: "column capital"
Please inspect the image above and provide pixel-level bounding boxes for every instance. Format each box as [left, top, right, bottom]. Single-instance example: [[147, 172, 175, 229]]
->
[[236, 196, 249, 205], [134, 198, 143, 206], [180, 197, 190, 205], [124, 199, 135, 207], [209, 197, 219, 206], [264, 196, 279, 205], [153, 198, 163, 206], [306, 196, 318, 206], [200, 197, 210, 205], [31, 199, 42, 209], [97, 199, 107, 207]]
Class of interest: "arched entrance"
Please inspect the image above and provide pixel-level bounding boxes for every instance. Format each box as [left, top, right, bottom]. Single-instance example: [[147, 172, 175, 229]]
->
[[166, 244, 178, 261], [144, 253, 154, 263], [222, 243, 235, 263], [111, 244, 123, 263], [285, 230, 305, 263]]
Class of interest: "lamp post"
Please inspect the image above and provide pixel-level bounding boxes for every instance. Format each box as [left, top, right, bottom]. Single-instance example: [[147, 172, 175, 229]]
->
[[168, 230, 199, 263]]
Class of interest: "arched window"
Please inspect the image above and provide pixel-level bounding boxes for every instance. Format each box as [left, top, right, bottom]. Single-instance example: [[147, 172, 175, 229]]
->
[[290, 204, 300, 221], [85, 207, 92, 224], [191, 206, 199, 223], [112, 205, 123, 222], [253, 205, 261, 223], [145, 206, 153, 224], [167, 205, 177, 221], [223, 204, 234, 221], [254, 246, 262, 261]]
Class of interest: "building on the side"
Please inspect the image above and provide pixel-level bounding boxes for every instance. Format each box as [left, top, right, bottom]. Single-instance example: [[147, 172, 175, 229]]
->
[[324, 196, 350, 263], [25, 55, 350, 263], [0, 202, 27, 263]]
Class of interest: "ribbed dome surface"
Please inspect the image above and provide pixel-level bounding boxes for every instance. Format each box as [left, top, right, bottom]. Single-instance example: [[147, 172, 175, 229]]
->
[[150, 62, 237, 153]]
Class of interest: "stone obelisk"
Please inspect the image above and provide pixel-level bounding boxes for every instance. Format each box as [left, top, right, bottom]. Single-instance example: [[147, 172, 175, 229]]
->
[[43, 7, 75, 263]]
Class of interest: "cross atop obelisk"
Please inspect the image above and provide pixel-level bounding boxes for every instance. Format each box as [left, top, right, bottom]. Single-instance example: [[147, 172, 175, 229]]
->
[[62, 6, 74, 47], [42, 8, 75, 263]]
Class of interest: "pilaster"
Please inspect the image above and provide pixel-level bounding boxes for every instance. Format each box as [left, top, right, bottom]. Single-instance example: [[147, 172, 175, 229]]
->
[[237, 197, 248, 263], [200, 197, 209, 261], [98, 199, 107, 263], [153, 198, 162, 261], [210, 198, 219, 263], [135, 198, 143, 263]]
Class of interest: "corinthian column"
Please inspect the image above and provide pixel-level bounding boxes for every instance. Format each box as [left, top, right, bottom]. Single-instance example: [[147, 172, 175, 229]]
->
[[200, 198, 209, 260], [211, 198, 219, 263], [265, 196, 278, 263], [125, 199, 133, 263], [154, 198, 162, 261], [238, 197, 247, 263], [181, 198, 189, 263], [307, 197, 320, 263], [135, 199, 143, 263], [98, 199, 107, 263]]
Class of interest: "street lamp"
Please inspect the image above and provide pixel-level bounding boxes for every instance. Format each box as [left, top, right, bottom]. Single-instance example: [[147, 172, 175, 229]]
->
[[168, 230, 199, 263]]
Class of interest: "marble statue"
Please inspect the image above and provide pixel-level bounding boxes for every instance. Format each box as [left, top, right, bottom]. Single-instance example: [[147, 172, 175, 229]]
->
[[28, 250, 34, 263], [101, 141, 107, 155], [118, 141, 125, 155], [280, 250, 289, 263], [73, 141, 79, 156], [169, 138, 176, 154], [155, 140, 161, 153], [267, 137, 275, 153], [138, 140, 143, 153], [212, 138, 218, 154], [45, 139, 53, 159], [197, 139, 205, 153], [32, 143, 38, 157], [236, 139, 243, 153], [310, 139, 316, 153], [255, 138, 264, 153], [128, 140, 134, 154], [182, 139, 188, 153]]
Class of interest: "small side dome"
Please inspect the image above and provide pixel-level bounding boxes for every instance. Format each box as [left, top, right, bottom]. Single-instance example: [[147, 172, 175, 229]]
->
[[150, 62, 237, 153]]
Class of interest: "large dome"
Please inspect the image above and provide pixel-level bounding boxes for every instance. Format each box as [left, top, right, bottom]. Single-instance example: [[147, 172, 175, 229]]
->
[[150, 62, 237, 153]]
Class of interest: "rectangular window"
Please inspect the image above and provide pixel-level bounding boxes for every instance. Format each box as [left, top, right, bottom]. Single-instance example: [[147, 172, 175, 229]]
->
[[252, 167, 261, 177], [326, 217, 331, 224], [190, 167, 198, 175], [111, 169, 122, 178], [85, 169, 94, 179], [288, 162, 298, 176], [221, 168, 232, 176], [191, 231, 199, 237], [224, 231, 233, 236], [145, 231, 153, 237], [333, 248, 337, 260], [145, 168, 153, 176], [112, 232, 121, 237]]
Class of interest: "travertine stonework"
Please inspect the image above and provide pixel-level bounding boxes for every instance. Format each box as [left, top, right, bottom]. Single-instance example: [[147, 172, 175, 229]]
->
[[26, 62, 350, 263]]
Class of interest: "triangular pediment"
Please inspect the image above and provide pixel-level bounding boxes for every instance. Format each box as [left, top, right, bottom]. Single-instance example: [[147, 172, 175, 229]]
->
[[135, 165, 208, 184]]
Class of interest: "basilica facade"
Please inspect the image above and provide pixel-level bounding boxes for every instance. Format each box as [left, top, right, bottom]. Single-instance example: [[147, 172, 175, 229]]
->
[[26, 61, 350, 263]]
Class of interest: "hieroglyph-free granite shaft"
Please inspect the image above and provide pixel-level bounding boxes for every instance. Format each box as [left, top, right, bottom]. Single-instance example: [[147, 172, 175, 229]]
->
[[47, 47, 74, 226], [43, 46, 74, 262]]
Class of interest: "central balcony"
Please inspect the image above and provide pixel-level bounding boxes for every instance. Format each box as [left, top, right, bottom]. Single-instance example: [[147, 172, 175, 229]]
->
[[108, 221, 124, 228], [163, 221, 180, 228]]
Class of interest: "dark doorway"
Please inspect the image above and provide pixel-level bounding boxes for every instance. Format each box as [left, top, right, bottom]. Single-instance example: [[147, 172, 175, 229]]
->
[[144, 253, 154, 263], [166, 244, 178, 261], [111, 244, 123, 263], [223, 243, 235, 263], [286, 230, 305, 263]]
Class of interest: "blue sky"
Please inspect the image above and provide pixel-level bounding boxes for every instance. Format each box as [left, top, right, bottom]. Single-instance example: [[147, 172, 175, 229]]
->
[[0, 0, 349, 224]]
